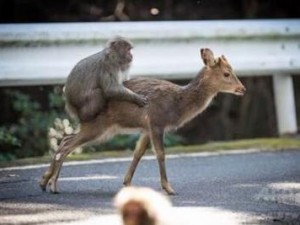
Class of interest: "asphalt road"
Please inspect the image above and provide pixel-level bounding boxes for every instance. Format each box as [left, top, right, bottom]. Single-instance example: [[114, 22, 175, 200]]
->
[[0, 149, 300, 225]]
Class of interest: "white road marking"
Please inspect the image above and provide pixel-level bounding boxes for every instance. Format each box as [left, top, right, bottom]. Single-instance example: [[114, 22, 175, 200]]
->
[[255, 182, 300, 206], [56, 175, 118, 181], [0, 148, 261, 172]]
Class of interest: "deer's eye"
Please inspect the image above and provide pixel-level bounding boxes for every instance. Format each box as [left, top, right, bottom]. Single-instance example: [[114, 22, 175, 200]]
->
[[224, 72, 230, 78]]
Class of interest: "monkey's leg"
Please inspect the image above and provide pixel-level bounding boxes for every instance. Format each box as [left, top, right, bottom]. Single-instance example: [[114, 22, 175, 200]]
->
[[150, 127, 175, 195], [123, 133, 150, 186], [39, 134, 75, 191], [108, 87, 147, 107], [78, 89, 105, 122]]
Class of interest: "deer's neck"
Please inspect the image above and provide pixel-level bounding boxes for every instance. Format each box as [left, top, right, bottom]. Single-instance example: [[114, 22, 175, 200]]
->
[[178, 71, 217, 127]]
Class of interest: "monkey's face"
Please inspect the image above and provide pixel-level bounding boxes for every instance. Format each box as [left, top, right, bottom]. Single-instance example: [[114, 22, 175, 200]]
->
[[110, 40, 133, 65], [121, 44, 133, 64]]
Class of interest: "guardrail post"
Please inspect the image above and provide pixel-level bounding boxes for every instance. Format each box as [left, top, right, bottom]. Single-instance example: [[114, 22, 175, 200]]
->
[[272, 74, 298, 135]]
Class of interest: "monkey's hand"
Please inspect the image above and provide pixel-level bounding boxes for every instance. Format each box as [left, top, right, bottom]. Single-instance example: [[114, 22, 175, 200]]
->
[[135, 95, 148, 107]]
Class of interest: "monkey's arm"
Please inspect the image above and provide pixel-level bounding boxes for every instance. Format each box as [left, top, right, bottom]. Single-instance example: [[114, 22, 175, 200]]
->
[[100, 72, 147, 107], [106, 86, 147, 107]]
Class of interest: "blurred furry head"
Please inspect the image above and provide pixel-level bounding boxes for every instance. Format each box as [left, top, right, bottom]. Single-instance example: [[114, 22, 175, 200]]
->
[[115, 187, 172, 225]]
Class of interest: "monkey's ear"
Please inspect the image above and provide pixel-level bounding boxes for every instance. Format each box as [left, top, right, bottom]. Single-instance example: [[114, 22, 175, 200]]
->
[[106, 38, 119, 50], [109, 41, 118, 49], [200, 48, 215, 67]]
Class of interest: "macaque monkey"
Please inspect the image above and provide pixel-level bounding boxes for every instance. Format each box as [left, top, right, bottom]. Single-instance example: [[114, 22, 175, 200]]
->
[[64, 36, 148, 122], [115, 187, 171, 225]]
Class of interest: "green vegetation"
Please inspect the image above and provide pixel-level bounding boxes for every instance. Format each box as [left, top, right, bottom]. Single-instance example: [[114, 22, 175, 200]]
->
[[0, 88, 183, 162], [0, 88, 67, 160], [167, 137, 300, 154]]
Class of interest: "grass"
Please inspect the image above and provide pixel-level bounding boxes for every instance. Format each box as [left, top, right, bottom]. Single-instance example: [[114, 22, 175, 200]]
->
[[168, 137, 300, 154], [1, 137, 299, 168]]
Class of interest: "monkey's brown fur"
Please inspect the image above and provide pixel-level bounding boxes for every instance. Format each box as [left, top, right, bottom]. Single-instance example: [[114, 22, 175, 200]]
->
[[64, 36, 147, 122]]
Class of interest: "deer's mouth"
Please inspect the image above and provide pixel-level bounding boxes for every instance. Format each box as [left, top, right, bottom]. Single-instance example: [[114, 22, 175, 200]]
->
[[234, 87, 246, 96]]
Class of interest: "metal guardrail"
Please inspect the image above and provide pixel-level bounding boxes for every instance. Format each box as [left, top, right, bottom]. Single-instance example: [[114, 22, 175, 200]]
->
[[1, 19, 300, 42], [0, 19, 299, 135]]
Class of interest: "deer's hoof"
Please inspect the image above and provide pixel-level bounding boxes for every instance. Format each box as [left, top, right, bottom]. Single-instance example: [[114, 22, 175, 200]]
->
[[165, 189, 176, 195], [40, 184, 47, 192], [48, 179, 59, 194], [123, 181, 132, 187], [39, 180, 48, 192], [50, 185, 59, 194], [163, 185, 176, 195]]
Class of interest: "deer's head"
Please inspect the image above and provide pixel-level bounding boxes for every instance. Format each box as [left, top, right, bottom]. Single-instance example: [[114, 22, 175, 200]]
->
[[200, 48, 246, 96]]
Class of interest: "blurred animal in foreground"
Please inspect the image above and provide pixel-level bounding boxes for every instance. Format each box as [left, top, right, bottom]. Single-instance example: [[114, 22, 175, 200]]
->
[[55, 187, 243, 225], [114, 187, 241, 225], [115, 187, 171, 225], [40, 48, 246, 195]]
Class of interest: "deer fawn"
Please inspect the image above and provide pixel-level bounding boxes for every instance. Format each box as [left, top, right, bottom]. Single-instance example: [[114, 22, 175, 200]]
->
[[39, 48, 246, 195]]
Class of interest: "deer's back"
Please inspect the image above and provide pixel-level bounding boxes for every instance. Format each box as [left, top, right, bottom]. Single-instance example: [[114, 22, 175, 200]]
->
[[102, 78, 183, 129], [125, 78, 181, 98]]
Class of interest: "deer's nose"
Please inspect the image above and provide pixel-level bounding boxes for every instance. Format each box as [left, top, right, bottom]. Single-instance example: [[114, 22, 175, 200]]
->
[[235, 85, 246, 96], [241, 86, 246, 93]]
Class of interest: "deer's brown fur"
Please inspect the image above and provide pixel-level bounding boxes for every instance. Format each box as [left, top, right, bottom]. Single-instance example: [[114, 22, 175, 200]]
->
[[40, 48, 245, 195]]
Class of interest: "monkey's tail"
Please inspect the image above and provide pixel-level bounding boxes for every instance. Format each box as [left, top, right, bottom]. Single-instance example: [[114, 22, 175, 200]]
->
[[63, 85, 79, 121]]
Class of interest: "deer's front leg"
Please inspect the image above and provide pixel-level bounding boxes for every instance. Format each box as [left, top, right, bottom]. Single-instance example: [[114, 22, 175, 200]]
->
[[150, 127, 175, 195], [124, 133, 150, 186]]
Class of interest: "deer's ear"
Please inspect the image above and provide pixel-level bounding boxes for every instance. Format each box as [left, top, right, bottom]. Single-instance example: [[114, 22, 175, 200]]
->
[[200, 48, 215, 67], [221, 55, 228, 62], [218, 55, 230, 66]]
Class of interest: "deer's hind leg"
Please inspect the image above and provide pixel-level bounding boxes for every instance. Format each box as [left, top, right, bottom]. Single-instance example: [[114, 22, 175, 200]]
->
[[39, 134, 75, 192], [123, 132, 150, 186], [39, 125, 99, 193]]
